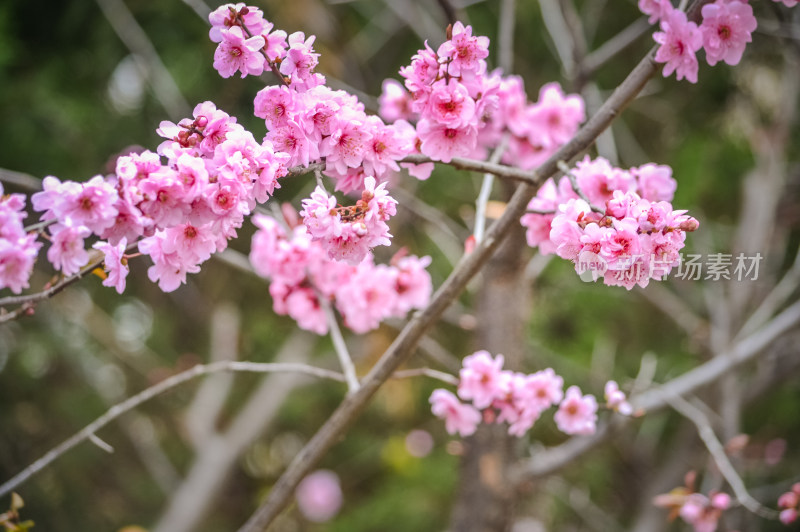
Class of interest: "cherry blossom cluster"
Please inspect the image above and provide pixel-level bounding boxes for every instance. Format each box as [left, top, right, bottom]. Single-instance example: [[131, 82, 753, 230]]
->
[[778, 483, 800, 525], [384, 24, 585, 170], [429, 351, 633, 438], [0, 183, 40, 294], [209, 3, 325, 90], [29, 101, 288, 294], [654, 472, 731, 532], [520, 156, 698, 289], [300, 177, 398, 265], [254, 83, 413, 193], [641, 0, 792, 84], [249, 212, 431, 335]]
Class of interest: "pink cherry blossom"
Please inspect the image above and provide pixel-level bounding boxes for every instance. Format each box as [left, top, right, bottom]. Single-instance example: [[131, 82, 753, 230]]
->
[[639, 0, 672, 24], [378, 79, 413, 123], [295, 470, 343, 523], [633, 163, 676, 202], [437, 21, 490, 77], [653, 9, 703, 83], [208, 3, 267, 43], [0, 234, 40, 294], [46, 224, 90, 275], [549, 198, 592, 261], [212, 26, 266, 79], [458, 350, 507, 409], [517, 368, 564, 413], [525, 82, 585, 147], [700, 0, 756, 66], [391, 254, 432, 314], [430, 389, 482, 437], [336, 262, 398, 333], [93, 238, 129, 294], [425, 79, 476, 129], [254, 86, 296, 130], [417, 119, 477, 163], [554, 385, 597, 435], [604, 380, 633, 415]]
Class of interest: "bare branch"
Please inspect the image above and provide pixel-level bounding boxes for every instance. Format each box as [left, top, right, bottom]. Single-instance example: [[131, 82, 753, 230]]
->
[[666, 394, 780, 519], [401, 153, 546, 184], [0, 360, 344, 499], [0, 168, 42, 192], [474, 134, 510, 243], [635, 298, 800, 413], [582, 18, 652, 78], [321, 298, 361, 393], [497, 0, 517, 73], [392, 367, 459, 386]]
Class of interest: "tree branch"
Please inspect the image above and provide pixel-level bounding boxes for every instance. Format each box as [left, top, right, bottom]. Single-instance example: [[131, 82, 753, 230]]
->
[[0, 361, 345, 499]]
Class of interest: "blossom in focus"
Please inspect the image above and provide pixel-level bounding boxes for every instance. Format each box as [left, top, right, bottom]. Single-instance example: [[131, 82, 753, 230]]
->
[[430, 389, 482, 437], [212, 26, 266, 79], [458, 350, 507, 409], [554, 385, 597, 435], [700, 0, 757, 67], [653, 9, 703, 83], [93, 238, 129, 294]]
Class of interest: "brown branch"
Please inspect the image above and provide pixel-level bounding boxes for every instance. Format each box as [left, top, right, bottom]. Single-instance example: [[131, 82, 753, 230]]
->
[[0, 360, 345, 499], [400, 153, 545, 184], [236, 40, 661, 532]]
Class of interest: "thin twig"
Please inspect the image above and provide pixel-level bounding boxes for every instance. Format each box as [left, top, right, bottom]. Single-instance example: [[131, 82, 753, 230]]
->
[[497, 0, 516, 73], [400, 153, 541, 184], [392, 367, 459, 386], [513, 296, 800, 484], [582, 18, 652, 78], [736, 246, 800, 340], [666, 394, 780, 519], [88, 433, 115, 454], [0, 168, 42, 192], [474, 134, 510, 243], [635, 299, 800, 413], [0, 360, 344, 499], [320, 299, 360, 393], [95, 0, 191, 119]]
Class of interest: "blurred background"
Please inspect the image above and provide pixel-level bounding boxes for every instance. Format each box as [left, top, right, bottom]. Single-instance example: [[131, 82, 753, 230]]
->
[[1, 0, 799, 530]]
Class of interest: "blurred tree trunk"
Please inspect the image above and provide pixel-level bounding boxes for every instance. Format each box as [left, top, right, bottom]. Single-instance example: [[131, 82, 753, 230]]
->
[[450, 193, 530, 531]]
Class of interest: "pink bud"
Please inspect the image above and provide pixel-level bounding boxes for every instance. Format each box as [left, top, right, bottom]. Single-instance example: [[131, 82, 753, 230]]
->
[[780, 508, 798, 525], [710, 492, 730, 510], [679, 217, 699, 232], [464, 234, 476, 254]]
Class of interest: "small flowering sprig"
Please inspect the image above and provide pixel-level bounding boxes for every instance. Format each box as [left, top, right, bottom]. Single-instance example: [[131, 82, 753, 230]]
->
[[430, 351, 635, 438], [654, 471, 731, 532], [778, 483, 800, 525], [521, 156, 698, 290], [208, 3, 326, 90], [645, 0, 765, 84], [604, 380, 633, 415], [388, 25, 585, 171], [249, 211, 432, 335], [300, 177, 398, 265]]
